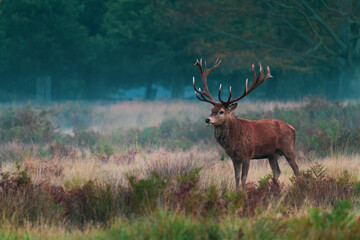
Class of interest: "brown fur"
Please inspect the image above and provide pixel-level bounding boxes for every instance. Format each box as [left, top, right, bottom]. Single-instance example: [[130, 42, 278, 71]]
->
[[208, 103, 300, 189]]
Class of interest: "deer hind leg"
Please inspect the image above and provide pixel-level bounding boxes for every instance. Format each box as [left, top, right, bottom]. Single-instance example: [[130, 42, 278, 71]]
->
[[268, 154, 281, 179], [241, 159, 250, 189], [232, 160, 242, 189], [283, 151, 300, 177]]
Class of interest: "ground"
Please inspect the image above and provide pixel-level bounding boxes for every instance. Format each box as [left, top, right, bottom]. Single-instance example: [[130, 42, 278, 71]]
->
[[0, 100, 360, 239]]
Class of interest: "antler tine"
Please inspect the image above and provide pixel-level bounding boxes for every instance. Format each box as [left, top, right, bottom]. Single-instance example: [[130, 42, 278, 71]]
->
[[193, 59, 271, 106], [193, 58, 221, 105], [228, 86, 232, 102], [193, 77, 216, 104], [218, 84, 232, 104], [252, 63, 257, 86], [266, 66, 273, 79], [194, 59, 203, 74], [212, 59, 221, 71], [218, 84, 224, 103], [193, 75, 216, 104], [227, 62, 272, 104]]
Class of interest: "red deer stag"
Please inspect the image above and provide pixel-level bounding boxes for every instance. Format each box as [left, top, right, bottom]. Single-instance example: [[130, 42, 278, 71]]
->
[[193, 59, 300, 189]]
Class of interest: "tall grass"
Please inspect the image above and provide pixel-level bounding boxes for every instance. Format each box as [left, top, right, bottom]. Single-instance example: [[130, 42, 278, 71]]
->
[[1, 99, 360, 238], [1, 160, 360, 239]]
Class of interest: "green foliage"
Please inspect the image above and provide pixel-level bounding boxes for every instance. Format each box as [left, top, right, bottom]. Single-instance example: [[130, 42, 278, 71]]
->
[[177, 167, 202, 187], [355, 181, 360, 197], [138, 126, 161, 147], [65, 181, 116, 225], [0, 166, 61, 225], [3, 0, 358, 100], [97, 211, 229, 240], [287, 164, 355, 209], [1, 164, 360, 238], [87, 97, 360, 155], [4, 99, 360, 157], [90, 117, 213, 151], [126, 172, 168, 214], [258, 173, 273, 189], [73, 127, 99, 148], [94, 143, 114, 161], [0, 105, 56, 144], [0, 0, 92, 99], [309, 200, 354, 233], [37, 145, 52, 158], [224, 191, 245, 212]]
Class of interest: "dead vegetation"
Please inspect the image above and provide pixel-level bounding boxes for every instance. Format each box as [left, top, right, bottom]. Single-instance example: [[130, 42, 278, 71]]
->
[[1, 100, 360, 239]]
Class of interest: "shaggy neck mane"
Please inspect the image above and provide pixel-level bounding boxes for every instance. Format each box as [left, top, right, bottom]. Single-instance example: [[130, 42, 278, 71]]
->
[[214, 114, 240, 149]]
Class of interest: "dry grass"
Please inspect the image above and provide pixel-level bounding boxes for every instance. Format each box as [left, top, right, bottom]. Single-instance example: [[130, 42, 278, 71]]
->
[[0, 221, 99, 240], [2, 145, 359, 191], [1, 100, 360, 239]]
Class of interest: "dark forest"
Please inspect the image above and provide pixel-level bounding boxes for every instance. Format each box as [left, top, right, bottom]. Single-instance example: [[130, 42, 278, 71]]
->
[[0, 0, 359, 101]]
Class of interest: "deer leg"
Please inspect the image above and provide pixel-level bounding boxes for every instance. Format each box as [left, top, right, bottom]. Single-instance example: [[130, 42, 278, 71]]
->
[[232, 160, 242, 189], [284, 151, 300, 176], [268, 155, 281, 179], [241, 159, 250, 189]]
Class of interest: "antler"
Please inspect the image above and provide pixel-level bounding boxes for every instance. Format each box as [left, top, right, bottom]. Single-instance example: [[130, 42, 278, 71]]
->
[[219, 62, 272, 105], [193, 58, 221, 105]]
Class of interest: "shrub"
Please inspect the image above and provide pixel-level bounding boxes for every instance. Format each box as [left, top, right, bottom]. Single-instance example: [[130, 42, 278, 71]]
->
[[174, 167, 204, 215], [240, 178, 283, 217], [1, 163, 359, 231], [53, 102, 93, 129], [73, 127, 99, 147], [0, 105, 56, 144], [125, 172, 168, 214], [114, 148, 137, 165], [94, 143, 114, 162], [138, 126, 161, 147], [0, 166, 62, 225], [286, 164, 355, 208]]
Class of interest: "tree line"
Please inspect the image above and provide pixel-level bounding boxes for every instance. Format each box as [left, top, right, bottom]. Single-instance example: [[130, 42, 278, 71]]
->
[[0, 0, 359, 101]]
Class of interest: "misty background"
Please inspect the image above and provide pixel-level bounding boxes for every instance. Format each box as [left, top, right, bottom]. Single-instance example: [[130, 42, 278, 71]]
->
[[0, 0, 359, 102]]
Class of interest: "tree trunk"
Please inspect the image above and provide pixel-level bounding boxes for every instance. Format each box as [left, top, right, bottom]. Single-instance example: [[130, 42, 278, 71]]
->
[[36, 75, 51, 104], [348, 62, 360, 98], [171, 77, 184, 99], [145, 81, 157, 100]]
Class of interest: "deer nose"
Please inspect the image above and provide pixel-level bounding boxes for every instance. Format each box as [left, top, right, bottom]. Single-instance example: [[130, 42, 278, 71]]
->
[[205, 118, 210, 124]]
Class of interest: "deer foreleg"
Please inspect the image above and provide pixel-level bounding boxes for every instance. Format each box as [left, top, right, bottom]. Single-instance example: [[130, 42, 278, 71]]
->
[[241, 159, 250, 189], [232, 161, 242, 189]]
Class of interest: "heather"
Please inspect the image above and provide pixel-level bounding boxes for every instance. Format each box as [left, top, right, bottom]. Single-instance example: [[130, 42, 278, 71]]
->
[[1, 99, 360, 239]]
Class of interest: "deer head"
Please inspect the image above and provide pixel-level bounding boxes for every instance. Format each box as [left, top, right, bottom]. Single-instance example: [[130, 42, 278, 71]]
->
[[193, 58, 272, 125]]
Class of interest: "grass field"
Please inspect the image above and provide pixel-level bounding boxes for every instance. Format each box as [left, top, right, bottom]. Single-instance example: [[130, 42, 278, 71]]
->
[[1, 99, 360, 239]]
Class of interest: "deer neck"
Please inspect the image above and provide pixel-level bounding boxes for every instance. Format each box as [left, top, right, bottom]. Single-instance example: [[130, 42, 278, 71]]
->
[[214, 114, 239, 150]]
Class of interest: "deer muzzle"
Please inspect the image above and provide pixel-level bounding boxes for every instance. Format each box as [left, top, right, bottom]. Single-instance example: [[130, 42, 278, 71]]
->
[[205, 118, 213, 125]]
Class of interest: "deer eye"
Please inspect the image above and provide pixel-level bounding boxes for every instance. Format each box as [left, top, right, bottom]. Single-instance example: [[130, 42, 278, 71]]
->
[[219, 111, 224, 115]]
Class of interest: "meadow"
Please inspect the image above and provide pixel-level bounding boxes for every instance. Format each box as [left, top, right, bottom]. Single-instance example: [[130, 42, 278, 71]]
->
[[1, 98, 360, 239]]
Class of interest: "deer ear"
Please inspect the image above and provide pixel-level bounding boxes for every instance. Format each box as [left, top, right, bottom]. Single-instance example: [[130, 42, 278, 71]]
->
[[228, 103, 237, 111]]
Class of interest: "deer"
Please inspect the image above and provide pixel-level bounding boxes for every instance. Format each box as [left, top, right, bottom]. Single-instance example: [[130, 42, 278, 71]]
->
[[193, 58, 300, 189]]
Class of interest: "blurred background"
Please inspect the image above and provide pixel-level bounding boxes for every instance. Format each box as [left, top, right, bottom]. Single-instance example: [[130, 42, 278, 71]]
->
[[0, 0, 359, 102]]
